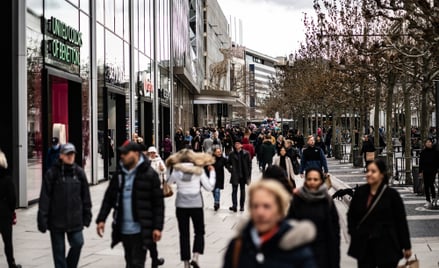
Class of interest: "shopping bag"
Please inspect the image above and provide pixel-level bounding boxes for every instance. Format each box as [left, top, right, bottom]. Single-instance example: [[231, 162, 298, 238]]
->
[[366, 152, 375, 161], [397, 255, 419, 268], [325, 174, 332, 189]]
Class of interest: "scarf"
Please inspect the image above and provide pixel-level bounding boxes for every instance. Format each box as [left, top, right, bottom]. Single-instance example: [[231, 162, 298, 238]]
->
[[298, 183, 328, 202]]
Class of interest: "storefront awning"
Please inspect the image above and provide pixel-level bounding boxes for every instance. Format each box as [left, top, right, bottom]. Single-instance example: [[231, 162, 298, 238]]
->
[[173, 67, 200, 94]]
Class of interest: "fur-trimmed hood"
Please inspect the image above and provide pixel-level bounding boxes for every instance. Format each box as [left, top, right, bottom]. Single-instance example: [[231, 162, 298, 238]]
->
[[165, 149, 215, 168], [172, 162, 204, 176], [235, 218, 316, 251]]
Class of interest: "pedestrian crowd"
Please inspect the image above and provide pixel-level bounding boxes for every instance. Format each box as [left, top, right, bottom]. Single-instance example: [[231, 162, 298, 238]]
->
[[0, 123, 415, 268]]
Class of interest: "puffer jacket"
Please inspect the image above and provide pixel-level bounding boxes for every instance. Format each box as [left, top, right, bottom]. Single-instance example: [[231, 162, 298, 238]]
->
[[38, 161, 92, 233], [96, 157, 164, 248], [223, 219, 318, 268]]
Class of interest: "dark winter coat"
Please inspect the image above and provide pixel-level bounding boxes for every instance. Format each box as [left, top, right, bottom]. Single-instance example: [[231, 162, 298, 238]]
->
[[347, 183, 411, 264], [96, 157, 165, 248], [360, 139, 375, 155], [315, 141, 326, 154], [37, 161, 92, 233], [419, 147, 439, 175], [260, 140, 276, 165], [213, 155, 228, 189], [175, 132, 185, 151], [226, 149, 252, 185], [0, 169, 16, 225], [287, 191, 340, 268], [223, 219, 318, 268], [162, 138, 172, 153], [299, 146, 328, 174]]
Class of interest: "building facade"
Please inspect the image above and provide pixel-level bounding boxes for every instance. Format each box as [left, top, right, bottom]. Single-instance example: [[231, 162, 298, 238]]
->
[[6, 0, 201, 206], [244, 48, 278, 123], [193, 0, 236, 128]]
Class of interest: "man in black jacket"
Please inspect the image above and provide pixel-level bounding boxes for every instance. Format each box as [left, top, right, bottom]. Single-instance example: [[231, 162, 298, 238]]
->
[[37, 143, 92, 268], [226, 140, 252, 212], [96, 141, 165, 268]]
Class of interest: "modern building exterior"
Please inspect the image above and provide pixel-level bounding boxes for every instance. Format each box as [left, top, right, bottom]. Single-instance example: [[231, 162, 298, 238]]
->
[[193, 0, 236, 128], [6, 0, 204, 207], [244, 48, 278, 122]]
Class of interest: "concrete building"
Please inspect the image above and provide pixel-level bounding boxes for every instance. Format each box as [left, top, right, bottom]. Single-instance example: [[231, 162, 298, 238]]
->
[[5, 0, 204, 206], [241, 48, 278, 124], [193, 0, 237, 128]]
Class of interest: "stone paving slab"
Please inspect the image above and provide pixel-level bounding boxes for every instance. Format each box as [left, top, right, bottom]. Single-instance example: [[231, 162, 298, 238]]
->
[[1, 157, 438, 267]]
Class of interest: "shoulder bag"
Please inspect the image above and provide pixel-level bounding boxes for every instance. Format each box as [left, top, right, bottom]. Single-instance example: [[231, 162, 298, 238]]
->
[[356, 184, 388, 230], [162, 174, 173, 198]]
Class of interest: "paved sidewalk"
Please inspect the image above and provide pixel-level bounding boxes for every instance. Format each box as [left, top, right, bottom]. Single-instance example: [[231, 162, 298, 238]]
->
[[1, 157, 437, 267]]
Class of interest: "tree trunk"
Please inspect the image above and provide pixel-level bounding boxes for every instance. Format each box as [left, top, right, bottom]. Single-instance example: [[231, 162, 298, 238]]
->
[[420, 55, 432, 142], [386, 71, 396, 180], [374, 76, 381, 148], [403, 76, 412, 184]]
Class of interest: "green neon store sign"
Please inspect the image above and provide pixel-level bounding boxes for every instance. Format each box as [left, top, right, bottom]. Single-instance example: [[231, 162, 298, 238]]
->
[[46, 16, 82, 66]]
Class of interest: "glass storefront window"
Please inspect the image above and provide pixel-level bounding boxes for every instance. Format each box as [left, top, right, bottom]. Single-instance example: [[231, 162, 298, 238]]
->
[[27, 28, 44, 202], [80, 11, 92, 182], [115, 0, 123, 37], [45, 0, 78, 30], [27, 0, 43, 16], [124, 0, 129, 41], [139, 0, 145, 53], [80, 0, 89, 14], [105, 0, 115, 31], [96, 0, 104, 24]]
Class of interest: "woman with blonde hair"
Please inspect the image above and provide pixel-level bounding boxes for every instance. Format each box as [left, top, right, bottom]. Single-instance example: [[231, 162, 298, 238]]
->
[[0, 150, 22, 268], [222, 179, 317, 268]]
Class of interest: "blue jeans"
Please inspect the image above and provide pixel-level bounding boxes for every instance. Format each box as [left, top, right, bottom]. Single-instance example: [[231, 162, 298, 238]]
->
[[213, 188, 221, 204], [50, 230, 84, 268]]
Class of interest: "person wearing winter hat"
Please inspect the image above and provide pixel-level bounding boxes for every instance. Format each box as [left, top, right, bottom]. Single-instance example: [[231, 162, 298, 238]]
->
[[287, 167, 340, 268], [0, 150, 22, 268], [38, 143, 92, 268]]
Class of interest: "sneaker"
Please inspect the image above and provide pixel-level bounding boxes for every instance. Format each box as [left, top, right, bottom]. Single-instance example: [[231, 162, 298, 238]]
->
[[229, 207, 237, 212], [425, 201, 433, 209]]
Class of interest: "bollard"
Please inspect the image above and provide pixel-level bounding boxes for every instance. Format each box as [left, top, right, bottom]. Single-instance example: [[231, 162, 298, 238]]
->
[[353, 147, 363, 167]]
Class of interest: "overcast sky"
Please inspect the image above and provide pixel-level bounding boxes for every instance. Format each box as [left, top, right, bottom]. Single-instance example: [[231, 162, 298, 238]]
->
[[217, 0, 315, 57]]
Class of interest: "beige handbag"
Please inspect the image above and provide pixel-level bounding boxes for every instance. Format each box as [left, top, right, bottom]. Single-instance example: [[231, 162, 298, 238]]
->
[[162, 175, 173, 198], [366, 151, 375, 161]]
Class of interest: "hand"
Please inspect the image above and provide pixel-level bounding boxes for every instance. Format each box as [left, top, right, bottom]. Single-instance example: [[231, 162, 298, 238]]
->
[[159, 164, 165, 172], [97, 222, 105, 238], [153, 230, 162, 242], [300, 174, 304, 179], [208, 165, 214, 172], [403, 249, 412, 259]]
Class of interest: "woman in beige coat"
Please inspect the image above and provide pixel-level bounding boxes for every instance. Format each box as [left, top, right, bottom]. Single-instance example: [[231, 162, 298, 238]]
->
[[273, 147, 296, 188]]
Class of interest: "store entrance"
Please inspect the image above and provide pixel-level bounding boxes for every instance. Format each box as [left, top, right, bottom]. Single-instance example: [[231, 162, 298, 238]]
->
[[138, 101, 153, 147], [106, 89, 126, 175], [45, 75, 83, 170]]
